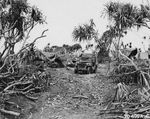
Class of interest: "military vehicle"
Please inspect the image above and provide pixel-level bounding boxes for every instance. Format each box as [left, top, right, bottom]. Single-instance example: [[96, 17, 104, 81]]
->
[[74, 53, 97, 74]]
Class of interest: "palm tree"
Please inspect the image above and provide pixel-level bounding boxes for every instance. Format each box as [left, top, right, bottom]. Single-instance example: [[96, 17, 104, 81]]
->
[[104, 1, 150, 50], [72, 19, 98, 42], [104, 2, 140, 58], [0, 0, 44, 59], [96, 26, 118, 62]]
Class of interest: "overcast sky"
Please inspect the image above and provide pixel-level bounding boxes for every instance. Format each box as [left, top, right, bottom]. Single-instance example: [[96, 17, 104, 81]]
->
[[28, 0, 150, 51]]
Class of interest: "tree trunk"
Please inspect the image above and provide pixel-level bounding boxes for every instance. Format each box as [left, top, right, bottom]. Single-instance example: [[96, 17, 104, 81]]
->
[[0, 5, 2, 38], [116, 30, 121, 61]]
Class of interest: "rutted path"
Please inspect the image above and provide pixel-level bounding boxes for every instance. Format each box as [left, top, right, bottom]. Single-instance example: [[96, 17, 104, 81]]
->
[[29, 64, 114, 119]]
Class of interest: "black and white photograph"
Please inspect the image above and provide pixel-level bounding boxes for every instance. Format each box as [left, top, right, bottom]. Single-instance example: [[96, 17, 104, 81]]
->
[[1, 0, 150, 119]]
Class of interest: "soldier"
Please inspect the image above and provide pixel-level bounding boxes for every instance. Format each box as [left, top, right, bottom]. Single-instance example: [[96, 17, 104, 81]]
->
[[137, 48, 141, 59], [148, 47, 150, 67], [148, 47, 150, 59], [129, 42, 132, 48]]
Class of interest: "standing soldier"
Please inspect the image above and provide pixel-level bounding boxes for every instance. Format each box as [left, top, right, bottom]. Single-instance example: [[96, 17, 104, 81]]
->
[[138, 48, 141, 59], [148, 47, 150, 60], [148, 46, 150, 68], [129, 42, 132, 48]]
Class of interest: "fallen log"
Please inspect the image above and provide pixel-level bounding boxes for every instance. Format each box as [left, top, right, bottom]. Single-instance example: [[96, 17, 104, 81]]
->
[[0, 109, 20, 116], [72, 95, 88, 100], [97, 109, 125, 115]]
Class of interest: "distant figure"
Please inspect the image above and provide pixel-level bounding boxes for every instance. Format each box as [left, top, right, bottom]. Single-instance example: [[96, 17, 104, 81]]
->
[[148, 48, 150, 59], [0, 52, 2, 67], [126, 44, 128, 48], [128, 48, 138, 59], [129, 42, 132, 48], [138, 48, 141, 59], [124, 45, 127, 49]]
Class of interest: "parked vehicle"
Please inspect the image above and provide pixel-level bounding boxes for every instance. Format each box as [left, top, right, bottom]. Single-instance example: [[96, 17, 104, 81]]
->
[[74, 53, 97, 74]]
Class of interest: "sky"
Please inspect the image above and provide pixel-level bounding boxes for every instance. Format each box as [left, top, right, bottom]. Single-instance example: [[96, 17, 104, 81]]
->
[[27, 0, 150, 51]]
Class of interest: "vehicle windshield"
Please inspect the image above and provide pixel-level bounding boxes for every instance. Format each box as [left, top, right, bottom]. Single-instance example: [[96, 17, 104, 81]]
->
[[81, 56, 90, 60], [80, 54, 93, 61]]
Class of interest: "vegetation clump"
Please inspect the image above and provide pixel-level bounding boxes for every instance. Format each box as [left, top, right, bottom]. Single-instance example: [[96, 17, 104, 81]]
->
[[0, 0, 50, 118]]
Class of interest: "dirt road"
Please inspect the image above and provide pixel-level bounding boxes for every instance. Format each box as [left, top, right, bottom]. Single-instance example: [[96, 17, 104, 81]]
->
[[29, 64, 114, 119]]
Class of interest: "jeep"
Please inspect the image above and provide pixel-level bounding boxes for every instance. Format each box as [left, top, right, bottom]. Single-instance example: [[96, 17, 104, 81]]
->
[[74, 53, 97, 74]]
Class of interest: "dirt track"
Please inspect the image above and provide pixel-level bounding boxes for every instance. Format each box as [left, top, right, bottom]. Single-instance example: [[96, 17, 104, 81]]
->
[[29, 64, 114, 119]]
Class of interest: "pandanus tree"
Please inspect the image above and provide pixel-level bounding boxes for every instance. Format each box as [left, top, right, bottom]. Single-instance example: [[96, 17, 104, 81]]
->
[[0, 0, 47, 74], [0, 0, 45, 59], [96, 26, 118, 62], [103, 2, 150, 58], [72, 19, 98, 42], [0, 0, 48, 117]]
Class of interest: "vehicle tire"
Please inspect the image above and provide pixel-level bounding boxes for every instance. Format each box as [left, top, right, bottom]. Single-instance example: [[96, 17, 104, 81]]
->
[[87, 67, 93, 74]]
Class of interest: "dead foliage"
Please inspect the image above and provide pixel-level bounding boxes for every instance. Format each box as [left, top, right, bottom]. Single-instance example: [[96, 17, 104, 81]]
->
[[0, 30, 52, 118], [99, 50, 150, 119]]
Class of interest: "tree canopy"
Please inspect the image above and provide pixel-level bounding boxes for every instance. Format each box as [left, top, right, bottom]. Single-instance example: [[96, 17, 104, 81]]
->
[[101, 1, 150, 59], [0, 0, 45, 58], [72, 19, 98, 42], [104, 1, 150, 37]]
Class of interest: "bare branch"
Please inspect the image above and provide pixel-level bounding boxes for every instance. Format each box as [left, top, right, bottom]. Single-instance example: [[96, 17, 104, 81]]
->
[[21, 22, 39, 49], [4, 81, 32, 92], [0, 51, 14, 71], [2, 20, 17, 34], [0, 109, 20, 116], [18, 29, 48, 54], [32, 29, 48, 44]]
